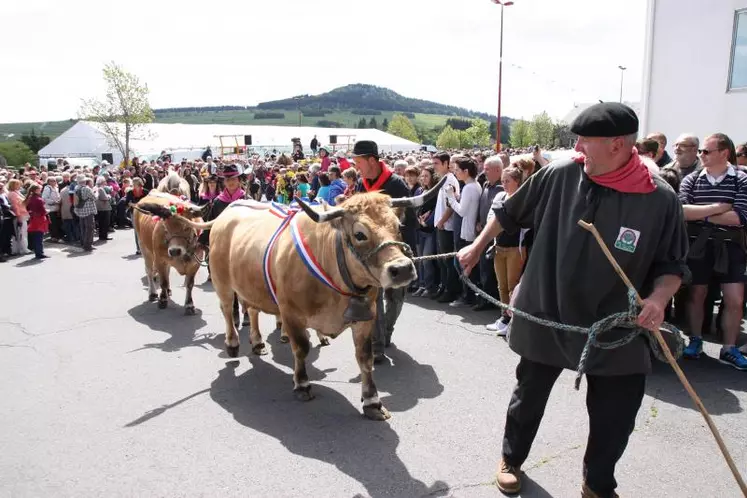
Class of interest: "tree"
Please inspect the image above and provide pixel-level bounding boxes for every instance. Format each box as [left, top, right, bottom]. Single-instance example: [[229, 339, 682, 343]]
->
[[416, 124, 439, 145], [464, 119, 491, 148], [446, 118, 472, 131], [529, 111, 554, 148], [509, 119, 532, 148], [78, 61, 154, 167], [387, 114, 420, 143], [20, 128, 51, 154], [0, 141, 35, 167], [381, 118, 389, 130], [368, 117, 378, 129], [357, 117, 367, 128], [552, 121, 574, 148], [436, 125, 461, 149]]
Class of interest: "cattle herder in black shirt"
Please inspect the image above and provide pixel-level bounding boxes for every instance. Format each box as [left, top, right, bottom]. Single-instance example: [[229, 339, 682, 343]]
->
[[353, 140, 411, 364], [458, 103, 688, 498]]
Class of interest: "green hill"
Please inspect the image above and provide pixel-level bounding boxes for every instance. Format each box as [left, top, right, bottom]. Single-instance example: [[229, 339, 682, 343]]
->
[[0, 84, 511, 144]]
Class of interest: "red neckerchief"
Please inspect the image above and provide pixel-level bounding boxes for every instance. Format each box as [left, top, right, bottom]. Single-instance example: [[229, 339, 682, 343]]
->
[[575, 148, 656, 194], [362, 162, 393, 192]]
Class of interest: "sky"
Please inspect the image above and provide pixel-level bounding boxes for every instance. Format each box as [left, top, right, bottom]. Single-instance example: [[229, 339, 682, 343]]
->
[[0, 0, 648, 124]]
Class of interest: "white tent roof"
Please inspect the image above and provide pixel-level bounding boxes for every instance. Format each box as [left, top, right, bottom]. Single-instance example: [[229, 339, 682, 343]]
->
[[38, 121, 421, 160]]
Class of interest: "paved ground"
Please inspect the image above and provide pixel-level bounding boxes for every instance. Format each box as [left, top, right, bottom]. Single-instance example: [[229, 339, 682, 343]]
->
[[1, 231, 746, 498]]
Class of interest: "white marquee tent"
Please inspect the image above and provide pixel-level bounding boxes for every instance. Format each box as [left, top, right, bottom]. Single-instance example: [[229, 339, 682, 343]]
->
[[38, 121, 422, 165]]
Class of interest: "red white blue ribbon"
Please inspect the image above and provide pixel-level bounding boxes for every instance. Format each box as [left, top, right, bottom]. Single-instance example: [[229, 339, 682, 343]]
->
[[289, 213, 351, 296], [264, 200, 346, 305], [262, 211, 296, 305]]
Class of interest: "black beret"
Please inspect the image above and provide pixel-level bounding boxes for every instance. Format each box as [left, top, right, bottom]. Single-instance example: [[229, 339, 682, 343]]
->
[[352, 140, 379, 157], [570, 102, 639, 137]]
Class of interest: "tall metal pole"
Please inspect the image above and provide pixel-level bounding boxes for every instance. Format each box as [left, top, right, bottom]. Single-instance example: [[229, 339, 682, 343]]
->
[[618, 65, 626, 103], [496, 3, 505, 152]]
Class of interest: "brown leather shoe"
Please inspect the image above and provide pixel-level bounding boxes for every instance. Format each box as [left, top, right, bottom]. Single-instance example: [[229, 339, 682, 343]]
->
[[496, 459, 522, 494], [581, 483, 619, 498]]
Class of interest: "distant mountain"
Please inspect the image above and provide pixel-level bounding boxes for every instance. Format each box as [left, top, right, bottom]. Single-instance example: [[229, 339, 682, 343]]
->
[[256, 84, 496, 121]]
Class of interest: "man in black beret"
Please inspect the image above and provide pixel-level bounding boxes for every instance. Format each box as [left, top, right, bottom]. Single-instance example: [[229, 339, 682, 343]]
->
[[353, 140, 412, 363], [457, 102, 688, 497]]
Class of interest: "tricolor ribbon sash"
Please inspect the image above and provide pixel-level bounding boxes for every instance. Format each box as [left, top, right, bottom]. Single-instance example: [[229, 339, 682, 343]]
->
[[263, 200, 348, 305]]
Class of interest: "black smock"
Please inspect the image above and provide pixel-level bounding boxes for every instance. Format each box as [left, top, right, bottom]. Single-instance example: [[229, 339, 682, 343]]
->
[[493, 158, 688, 376]]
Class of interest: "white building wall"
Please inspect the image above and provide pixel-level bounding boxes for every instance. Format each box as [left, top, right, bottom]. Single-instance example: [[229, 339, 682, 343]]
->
[[641, 0, 747, 148]]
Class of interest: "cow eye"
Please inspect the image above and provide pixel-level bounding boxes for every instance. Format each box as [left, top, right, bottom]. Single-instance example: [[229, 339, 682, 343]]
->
[[354, 231, 367, 242]]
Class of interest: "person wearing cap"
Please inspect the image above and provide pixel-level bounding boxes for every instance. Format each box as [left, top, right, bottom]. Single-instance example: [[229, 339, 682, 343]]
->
[[353, 140, 411, 363], [198, 164, 245, 250], [457, 103, 688, 497], [319, 147, 331, 172]]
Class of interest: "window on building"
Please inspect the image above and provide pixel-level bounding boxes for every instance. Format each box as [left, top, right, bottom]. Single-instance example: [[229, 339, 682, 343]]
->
[[729, 9, 747, 90]]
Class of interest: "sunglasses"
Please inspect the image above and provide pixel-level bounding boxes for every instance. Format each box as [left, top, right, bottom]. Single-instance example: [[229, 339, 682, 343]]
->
[[737, 152, 747, 158], [698, 148, 724, 156]]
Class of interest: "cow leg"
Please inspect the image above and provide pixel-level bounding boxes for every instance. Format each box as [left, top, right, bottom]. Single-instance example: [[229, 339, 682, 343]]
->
[[218, 290, 240, 357], [184, 272, 196, 315], [316, 330, 330, 347], [278, 317, 288, 343], [247, 307, 267, 356], [352, 321, 391, 421], [232, 294, 240, 329], [283, 318, 314, 401], [144, 252, 158, 302], [156, 262, 170, 309]]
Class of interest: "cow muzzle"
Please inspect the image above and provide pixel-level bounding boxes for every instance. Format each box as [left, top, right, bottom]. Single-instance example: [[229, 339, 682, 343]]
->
[[381, 258, 417, 289], [168, 246, 184, 258]]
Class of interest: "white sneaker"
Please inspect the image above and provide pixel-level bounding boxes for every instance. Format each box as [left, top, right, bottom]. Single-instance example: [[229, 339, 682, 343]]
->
[[486, 319, 502, 331], [495, 320, 510, 337]]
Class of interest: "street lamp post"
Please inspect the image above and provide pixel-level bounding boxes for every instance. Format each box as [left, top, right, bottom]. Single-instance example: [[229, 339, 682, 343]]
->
[[618, 65, 627, 103], [492, 0, 514, 152]]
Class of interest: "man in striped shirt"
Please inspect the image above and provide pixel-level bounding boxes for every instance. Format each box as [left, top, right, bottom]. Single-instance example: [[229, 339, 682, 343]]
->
[[679, 132, 747, 371]]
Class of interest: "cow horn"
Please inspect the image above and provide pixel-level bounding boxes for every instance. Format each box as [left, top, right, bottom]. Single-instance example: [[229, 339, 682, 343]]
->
[[175, 216, 216, 231], [294, 196, 345, 222], [390, 174, 448, 208]]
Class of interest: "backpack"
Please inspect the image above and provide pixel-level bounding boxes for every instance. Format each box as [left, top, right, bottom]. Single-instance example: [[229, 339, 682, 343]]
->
[[76, 188, 87, 209]]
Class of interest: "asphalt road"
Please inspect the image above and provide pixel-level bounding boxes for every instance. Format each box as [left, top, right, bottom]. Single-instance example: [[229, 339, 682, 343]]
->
[[1, 232, 746, 498]]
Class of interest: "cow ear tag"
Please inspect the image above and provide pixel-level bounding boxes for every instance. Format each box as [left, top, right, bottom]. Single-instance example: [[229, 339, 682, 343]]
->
[[343, 295, 374, 323]]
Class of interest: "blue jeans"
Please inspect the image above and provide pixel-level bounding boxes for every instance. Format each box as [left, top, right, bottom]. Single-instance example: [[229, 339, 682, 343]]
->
[[63, 219, 79, 242], [417, 230, 438, 290], [28, 231, 44, 257]]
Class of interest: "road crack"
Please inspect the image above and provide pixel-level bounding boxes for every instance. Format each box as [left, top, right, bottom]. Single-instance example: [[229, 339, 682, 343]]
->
[[420, 480, 494, 497], [526, 443, 584, 470]]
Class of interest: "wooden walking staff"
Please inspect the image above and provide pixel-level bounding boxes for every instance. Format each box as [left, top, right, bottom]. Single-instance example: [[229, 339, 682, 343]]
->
[[578, 220, 747, 496]]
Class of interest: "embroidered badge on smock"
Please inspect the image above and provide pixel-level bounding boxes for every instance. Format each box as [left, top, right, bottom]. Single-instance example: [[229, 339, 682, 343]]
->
[[614, 227, 640, 253]]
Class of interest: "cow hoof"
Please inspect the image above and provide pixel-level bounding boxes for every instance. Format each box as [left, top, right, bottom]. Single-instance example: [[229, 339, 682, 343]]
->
[[148, 293, 158, 302], [293, 386, 314, 402], [226, 345, 240, 358], [158, 299, 168, 309], [319, 337, 331, 347], [252, 343, 268, 356], [363, 404, 392, 421], [184, 306, 196, 315], [280, 335, 289, 344]]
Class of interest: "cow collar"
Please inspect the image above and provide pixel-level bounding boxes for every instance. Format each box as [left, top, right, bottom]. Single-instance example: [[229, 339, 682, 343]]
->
[[335, 230, 373, 295]]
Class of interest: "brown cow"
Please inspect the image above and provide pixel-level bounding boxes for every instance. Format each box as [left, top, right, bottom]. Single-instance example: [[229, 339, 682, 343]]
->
[[157, 172, 191, 198], [208, 178, 444, 420], [133, 192, 210, 313]]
